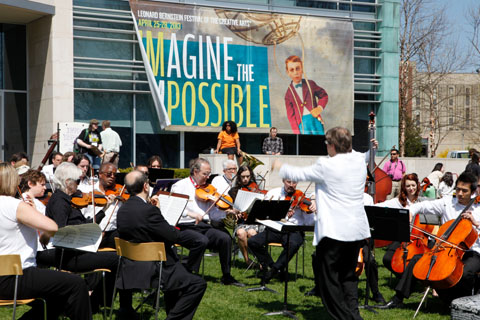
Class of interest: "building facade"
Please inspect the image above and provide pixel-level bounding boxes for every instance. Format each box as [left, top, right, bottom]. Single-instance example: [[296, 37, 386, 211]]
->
[[412, 71, 480, 156], [0, 0, 400, 168]]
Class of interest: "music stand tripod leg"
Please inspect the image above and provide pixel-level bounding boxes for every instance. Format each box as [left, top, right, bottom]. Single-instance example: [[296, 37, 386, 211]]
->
[[247, 228, 278, 294], [359, 239, 378, 314], [264, 231, 297, 319]]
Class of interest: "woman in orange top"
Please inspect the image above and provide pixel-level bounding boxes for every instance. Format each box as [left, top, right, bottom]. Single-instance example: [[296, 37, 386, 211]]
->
[[215, 121, 243, 163]]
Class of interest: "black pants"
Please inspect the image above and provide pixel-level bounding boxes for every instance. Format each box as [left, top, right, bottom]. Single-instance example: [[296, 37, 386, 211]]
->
[[100, 229, 119, 249], [437, 251, 480, 303], [361, 241, 382, 297], [177, 222, 232, 275], [316, 237, 363, 320], [0, 267, 91, 320], [164, 273, 207, 320], [248, 229, 304, 271], [37, 248, 130, 309]]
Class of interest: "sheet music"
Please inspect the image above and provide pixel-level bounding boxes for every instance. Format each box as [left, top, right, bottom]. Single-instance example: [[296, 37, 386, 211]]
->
[[52, 223, 102, 253], [157, 192, 189, 226], [234, 190, 265, 212], [256, 219, 296, 232]]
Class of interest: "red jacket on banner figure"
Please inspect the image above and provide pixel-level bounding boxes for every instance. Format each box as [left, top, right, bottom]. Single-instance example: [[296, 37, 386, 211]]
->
[[284, 55, 328, 135]]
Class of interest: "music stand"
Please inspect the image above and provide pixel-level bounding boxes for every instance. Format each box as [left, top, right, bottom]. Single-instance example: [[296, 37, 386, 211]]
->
[[246, 200, 291, 294], [148, 168, 175, 182], [363, 206, 410, 311]]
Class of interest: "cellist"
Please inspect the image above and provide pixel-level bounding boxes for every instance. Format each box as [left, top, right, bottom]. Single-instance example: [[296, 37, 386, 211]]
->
[[380, 171, 480, 309]]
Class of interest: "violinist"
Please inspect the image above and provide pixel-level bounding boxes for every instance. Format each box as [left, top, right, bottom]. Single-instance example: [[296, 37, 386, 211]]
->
[[211, 159, 237, 194], [43, 162, 133, 315], [407, 171, 480, 305], [248, 179, 315, 284], [0, 163, 92, 320], [73, 154, 92, 193], [229, 165, 265, 266], [171, 158, 244, 286]]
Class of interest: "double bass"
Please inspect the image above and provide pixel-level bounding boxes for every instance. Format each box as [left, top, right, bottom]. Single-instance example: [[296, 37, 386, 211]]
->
[[366, 112, 393, 247]]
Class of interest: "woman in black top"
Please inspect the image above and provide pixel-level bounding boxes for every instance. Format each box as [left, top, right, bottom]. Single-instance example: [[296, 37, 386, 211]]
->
[[466, 152, 480, 179], [76, 119, 103, 170], [42, 162, 134, 315]]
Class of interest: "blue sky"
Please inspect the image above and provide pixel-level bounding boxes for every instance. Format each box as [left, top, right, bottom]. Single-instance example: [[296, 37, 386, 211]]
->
[[435, 0, 477, 72]]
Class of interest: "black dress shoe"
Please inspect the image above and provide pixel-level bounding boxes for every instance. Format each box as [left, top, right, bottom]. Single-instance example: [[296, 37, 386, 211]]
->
[[221, 275, 246, 287], [262, 267, 279, 285], [372, 293, 386, 304], [377, 299, 404, 309]]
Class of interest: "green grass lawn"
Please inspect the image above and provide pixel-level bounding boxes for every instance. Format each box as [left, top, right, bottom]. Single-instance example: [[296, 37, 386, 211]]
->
[[2, 235, 453, 319]]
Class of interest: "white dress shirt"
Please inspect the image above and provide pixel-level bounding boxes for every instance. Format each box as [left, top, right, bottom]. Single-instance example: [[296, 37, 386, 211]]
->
[[211, 175, 232, 195], [100, 127, 122, 153], [265, 187, 314, 226], [410, 196, 480, 254], [280, 150, 371, 245], [41, 164, 55, 184], [171, 177, 226, 224]]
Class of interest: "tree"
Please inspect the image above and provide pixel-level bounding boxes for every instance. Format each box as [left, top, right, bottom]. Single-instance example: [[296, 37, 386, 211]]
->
[[399, 0, 467, 157], [403, 116, 423, 157]]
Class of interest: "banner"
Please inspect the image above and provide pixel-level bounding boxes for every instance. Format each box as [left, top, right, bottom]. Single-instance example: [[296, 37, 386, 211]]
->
[[130, 0, 354, 135]]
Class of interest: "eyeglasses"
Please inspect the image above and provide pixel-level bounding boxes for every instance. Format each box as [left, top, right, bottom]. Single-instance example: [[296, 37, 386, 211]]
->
[[226, 167, 237, 171], [100, 172, 116, 177], [390, 153, 398, 156]]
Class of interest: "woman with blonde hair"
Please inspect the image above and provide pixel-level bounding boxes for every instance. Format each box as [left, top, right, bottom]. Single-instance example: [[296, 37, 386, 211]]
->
[[0, 163, 91, 319]]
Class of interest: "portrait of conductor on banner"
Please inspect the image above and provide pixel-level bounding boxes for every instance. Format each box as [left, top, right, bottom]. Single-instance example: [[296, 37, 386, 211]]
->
[[284, 55, 328, 135]]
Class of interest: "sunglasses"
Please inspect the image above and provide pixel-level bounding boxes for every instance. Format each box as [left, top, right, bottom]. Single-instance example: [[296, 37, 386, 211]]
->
[[100, 172, 116, 177]]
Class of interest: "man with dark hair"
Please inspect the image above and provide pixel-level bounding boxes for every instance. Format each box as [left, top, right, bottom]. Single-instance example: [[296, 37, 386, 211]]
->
[[383, 148, 406, 199], [171, 158, 244, 286], [262, 127, 284, 155], [272, 126, 369, 320], [41, 151, 63, 183], [117, 170, 206, 319], [380, 171, 480, 309], [9, 152, 29, 166]]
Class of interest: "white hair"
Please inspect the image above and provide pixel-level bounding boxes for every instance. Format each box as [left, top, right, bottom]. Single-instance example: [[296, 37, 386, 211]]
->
[[222, 159, 237, 170], [52, 162, 82, 192]]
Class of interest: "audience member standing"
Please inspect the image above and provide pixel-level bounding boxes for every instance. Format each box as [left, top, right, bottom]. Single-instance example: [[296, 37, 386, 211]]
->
[[262, 127, 284, 155], [383, 148, 406, 199], [466, 152, 480, 179], [100, 120, 122, 167], [76, 119, 103, 170]]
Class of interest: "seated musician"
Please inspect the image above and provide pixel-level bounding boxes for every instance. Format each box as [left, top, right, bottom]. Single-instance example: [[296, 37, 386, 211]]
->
[[116, 170, 206, 319], [380, 171, 480, 308], [379, 173, 425, 275], [248, 178, 315, 284], [0, 163, 92, 320], [211, 159, 237, 194], [229, 165, 265, 266], [42, 162, 133, 316], [73, 154, 92, 192], [171, 158, 244, 286]]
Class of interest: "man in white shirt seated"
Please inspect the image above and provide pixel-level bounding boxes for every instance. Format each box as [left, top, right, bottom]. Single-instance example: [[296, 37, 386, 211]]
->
[[171, 158, 244, 286], [100, 120, 122, 167], [211, 159, 237, 195], [41, 151, 63, 184], [248, 179, 315, 284]]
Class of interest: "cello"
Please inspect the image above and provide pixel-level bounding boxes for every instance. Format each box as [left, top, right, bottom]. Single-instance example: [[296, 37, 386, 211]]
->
[[413, 196, 479, 290]]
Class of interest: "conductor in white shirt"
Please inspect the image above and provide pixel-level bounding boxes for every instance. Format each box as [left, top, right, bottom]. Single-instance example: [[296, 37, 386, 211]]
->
[[273, 126, 370, 320], [100, 120, 122, 167]]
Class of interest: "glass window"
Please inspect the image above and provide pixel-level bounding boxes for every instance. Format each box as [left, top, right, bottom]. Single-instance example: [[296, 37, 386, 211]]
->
[[4, 93, 27, 160], [2, 24, 26, 90], [466, 87, 470, 106], [449, 87, 454, 106], [466, 107, 470, 128]]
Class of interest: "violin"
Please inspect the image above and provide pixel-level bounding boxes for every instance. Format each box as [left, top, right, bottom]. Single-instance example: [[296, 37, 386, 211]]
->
[[195, 184, 234, 210], [241, 181, 267, 195], [285, 190, 313, 213], [413, 196, 480, 289], [71, 191, 108, 208], [105, 184, 130, 201]]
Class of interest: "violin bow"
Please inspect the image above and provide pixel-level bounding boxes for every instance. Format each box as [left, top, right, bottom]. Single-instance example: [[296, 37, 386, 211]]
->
[[102, 185, 126, 233], [90, 167, 96, 224]]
